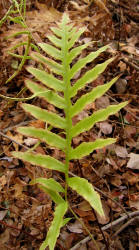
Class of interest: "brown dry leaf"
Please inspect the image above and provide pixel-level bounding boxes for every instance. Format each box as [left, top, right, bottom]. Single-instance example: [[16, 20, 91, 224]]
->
[[0, 109, 4, 117], [0, 228, 10, 245], [129, 194, 139, 210], [74, 208, 96, 221], [26, 5, 61, 33], [24, 137, 38, 146], [12, 184, 24, 198], [6, 131, 23, 151], [129, 200, 139, 210], [124, 126, 136, 138], [121, 36, 139, 56], [95, 96, 110, 109], [0, 210, 8, 220], [29, 120, 45, 129], [110, 174, 122, 187], [70, 1, 88, 12], [13, 113, 25, 123], [99, 122, 112, 135], [94, 0, 110, 14], [125, 137, 137, 148], [79, 200, 92, 211], [115, 78, 127, 94], [123, 171, 139, 185], [127, 153, 139, 170], [118, 61, 127, 72], [115, 145, 128, 158], [0, 175, 7, 191], [67, 220, 83, 233], [77, 110, 88, 121]]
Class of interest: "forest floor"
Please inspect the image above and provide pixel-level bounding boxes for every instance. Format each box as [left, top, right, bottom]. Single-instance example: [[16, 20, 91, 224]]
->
[[0, 0, 139, 249]]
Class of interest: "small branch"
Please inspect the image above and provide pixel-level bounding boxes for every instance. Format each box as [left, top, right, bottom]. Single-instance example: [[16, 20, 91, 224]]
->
[[2, 119, 35, 133], [102, 210, 139, 231], [0, 131, 28, 150], [112, 216, 139, 239], [70, 236, 90, 250], [70, 211, 139, 250]]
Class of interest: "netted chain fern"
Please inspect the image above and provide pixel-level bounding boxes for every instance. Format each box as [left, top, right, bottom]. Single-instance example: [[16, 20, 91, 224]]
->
[[12, 14, 127, 250]]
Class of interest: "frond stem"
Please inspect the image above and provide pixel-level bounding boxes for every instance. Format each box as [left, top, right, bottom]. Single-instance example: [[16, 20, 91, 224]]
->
[[62, 22, 72, 201]]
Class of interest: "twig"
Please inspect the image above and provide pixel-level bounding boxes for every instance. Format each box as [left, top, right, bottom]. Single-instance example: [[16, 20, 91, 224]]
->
[[70, 236, 90, 250], [107, 119, 139, 128], [70, 211, 139, 250], [102, 210, 139, 231], [112, 216, 139, 239], [0, 131, 28, 150], [2, 119, 35, 133]]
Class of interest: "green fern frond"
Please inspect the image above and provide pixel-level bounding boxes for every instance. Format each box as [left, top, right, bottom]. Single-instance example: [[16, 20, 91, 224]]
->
[[12, 13, 128, 250]]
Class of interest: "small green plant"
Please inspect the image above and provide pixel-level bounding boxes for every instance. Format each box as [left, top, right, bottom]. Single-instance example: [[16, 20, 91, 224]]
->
[[0, 0, 39, 84], [12, 14, 127, 250]]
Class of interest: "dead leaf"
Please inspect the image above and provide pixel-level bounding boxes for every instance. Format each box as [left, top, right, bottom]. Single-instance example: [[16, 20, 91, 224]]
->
[[67, 220, 83, 233], [0, 210, 8, 220], [123, 171, 139, 185], [127, 153, 139, 169], [0, 175, 7, 190], [129, 198, 139, 210], [115, 78, 127, 94], [124, 126, 136, 138], [115, 145, 128, 158], [95, 96, 110, 109], [110, 174, 122, 187], [29, 120, 45, 129], [94, 0, 110, 14], [78, 111, 88, 121], [79, 200, 92, 211], [99, 122, 112, 135], [24, 137, 38, 146], [6, 131, 23, 151]]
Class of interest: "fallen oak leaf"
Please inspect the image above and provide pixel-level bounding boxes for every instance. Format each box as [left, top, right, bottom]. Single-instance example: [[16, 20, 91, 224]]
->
[[127, 153, 139, 170]]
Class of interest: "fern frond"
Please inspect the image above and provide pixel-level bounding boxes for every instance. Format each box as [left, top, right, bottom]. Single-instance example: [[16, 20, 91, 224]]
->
[[18, 127, 66, 151], [26, 67, 64, 91], [71, 76, 119, 117], [12, 13, 128, 250], [30, 52, 63, 75], [69, 45, 109, 79], [12, 151, 66, 173], [71, 102, 128, 137], [38, 43, 62, 60], [22, 104, 66, 129], [70, 138, 116, 159], [25, 80, 65, 109], [70, 57, 114, 97]]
